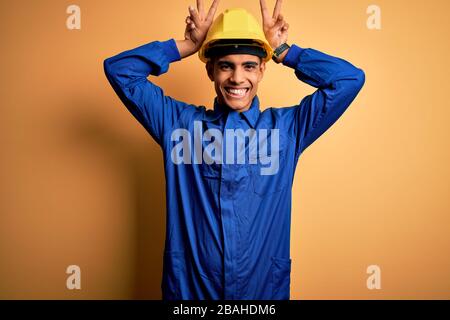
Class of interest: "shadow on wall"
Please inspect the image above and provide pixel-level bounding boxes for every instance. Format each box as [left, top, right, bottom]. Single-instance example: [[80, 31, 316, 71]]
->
[[67, 102, 166, 299]]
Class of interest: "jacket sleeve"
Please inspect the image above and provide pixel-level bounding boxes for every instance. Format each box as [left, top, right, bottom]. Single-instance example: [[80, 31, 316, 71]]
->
[[104, 39, 193, 146], [282, 44, 365, 156]]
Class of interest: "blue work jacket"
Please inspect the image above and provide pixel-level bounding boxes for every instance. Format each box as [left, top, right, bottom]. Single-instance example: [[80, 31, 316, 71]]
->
[[104, 39, 365, 300]]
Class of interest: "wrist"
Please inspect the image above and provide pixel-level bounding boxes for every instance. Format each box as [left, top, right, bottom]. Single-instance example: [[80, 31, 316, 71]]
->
[[272, 43, 290, 64], [275, 49, 289, 63], [176, 39, 199, 59]]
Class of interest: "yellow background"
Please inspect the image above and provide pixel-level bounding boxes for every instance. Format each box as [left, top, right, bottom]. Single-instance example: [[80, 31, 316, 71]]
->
[[1, 0, 449, 299]]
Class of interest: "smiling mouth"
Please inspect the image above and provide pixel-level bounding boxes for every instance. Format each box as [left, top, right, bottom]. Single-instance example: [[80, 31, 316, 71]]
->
[[225, 87, 250, 99]]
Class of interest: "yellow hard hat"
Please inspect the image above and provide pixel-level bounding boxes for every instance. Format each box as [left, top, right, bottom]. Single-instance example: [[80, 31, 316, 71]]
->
[[198, 8, 273, 63]]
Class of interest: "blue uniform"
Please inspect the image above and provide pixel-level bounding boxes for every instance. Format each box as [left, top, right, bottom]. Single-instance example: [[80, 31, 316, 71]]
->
[[104, 39, 365, 300]]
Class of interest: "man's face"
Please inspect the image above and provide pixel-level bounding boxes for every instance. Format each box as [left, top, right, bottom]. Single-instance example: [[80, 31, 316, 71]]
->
[[206, 54, 266, 112]]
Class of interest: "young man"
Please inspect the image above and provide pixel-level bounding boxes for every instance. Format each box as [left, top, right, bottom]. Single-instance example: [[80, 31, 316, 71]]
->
[[104, 0, 365, 300]]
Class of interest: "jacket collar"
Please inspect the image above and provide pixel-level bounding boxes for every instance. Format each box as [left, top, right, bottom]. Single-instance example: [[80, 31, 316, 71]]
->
[[208, 96, 261, 128]]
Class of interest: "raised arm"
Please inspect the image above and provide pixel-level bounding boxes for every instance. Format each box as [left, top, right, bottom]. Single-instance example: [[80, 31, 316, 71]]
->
[[260, 0, 365, 156], [103, 0, 219, 146], [285, 46, 365, 155]]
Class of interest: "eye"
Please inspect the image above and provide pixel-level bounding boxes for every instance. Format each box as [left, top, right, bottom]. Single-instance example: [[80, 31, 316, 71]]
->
[[219, 64, 231, 71], [245, 65, 256, 71]]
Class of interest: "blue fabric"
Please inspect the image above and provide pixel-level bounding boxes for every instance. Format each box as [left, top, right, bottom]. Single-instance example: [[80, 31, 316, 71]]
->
[[104, 39, 365, 300]]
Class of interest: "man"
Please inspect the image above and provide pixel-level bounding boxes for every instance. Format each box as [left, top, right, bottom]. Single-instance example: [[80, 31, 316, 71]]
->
[[104, 0, 365, 300]]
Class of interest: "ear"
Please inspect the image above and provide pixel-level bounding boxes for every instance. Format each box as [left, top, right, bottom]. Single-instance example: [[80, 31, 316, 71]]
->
[[206, 61, 214, 82], [258, 60, 266, 81]]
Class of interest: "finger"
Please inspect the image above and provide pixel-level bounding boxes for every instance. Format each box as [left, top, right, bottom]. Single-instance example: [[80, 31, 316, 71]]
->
[[282, 23, 289, 31], [187, 20, 195, 29], [206, 0, 220, 22], [197, 0, 205, 15], [260, 0, 271, 22], [189, 5, 201, 25], [274, 14, 284, 29], [277, 22, 287, 32], [186, 15, 195, 26], [273, 0, 283, 19]]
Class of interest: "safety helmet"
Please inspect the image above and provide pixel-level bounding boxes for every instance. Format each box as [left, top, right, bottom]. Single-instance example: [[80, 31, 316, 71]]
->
[[198, 8, 273, 63]]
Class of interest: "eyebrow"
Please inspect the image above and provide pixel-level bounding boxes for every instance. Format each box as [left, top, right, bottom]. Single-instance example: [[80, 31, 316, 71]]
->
[[217, 61, 259, 67]]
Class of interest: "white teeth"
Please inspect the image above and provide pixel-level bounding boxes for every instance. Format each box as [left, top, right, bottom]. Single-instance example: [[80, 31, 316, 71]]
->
[[227, 88, 247, 97]]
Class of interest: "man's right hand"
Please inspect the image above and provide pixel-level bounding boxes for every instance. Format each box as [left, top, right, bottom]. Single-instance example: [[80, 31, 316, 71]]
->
[[177, 0, 220, 59]]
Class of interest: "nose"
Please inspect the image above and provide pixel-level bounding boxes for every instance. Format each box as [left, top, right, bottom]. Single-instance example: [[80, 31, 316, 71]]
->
[[230, 67, 245, 84]]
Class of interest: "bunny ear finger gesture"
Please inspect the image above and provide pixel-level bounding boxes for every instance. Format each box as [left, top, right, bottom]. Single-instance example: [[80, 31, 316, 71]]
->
[[184, 0, 220, 51], [260, 0, 289, 49]]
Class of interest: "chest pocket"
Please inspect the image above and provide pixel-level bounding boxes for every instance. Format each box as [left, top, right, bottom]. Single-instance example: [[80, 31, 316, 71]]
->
[[247, 149, 289, 196]]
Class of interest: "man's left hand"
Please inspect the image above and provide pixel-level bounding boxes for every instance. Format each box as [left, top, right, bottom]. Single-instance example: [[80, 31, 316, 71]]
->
[[260, 0, 290, 50]]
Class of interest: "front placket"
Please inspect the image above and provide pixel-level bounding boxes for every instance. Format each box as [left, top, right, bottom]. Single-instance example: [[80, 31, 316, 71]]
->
[[220, 110, 241, 300]]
